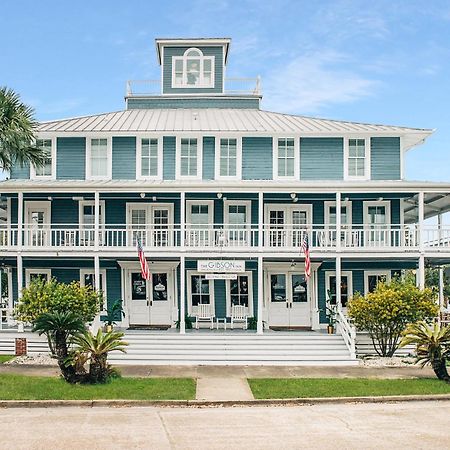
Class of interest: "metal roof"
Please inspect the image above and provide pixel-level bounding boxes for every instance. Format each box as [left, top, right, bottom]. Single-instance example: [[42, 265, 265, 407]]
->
[[38, 109, 432, 149]]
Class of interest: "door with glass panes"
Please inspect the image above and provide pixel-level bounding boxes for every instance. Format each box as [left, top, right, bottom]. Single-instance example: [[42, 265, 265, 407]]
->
[[365, 203, 389, 246], [186, 202, 213, 246], [225, 202, 250, 246], [25, 202, 50, 247], [228, 274, 251, 316], [269, 272, 310, 327], [267, 206, 309, 248]]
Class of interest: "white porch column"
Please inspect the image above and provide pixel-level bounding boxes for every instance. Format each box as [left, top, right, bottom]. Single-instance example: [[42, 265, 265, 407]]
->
[[17, 255, 24, 332], [94, 191, 100, 250], [17, 192, 24, 332], [17, 192, 23, 248], [257, 192, 264, 334], [91, 254, 102, 333], [179, 192, 186, 334], [439, 266, 444, 310], [335, 255, 342, 308], [335, 192, 342, 309], [418, 192, 425, 289]]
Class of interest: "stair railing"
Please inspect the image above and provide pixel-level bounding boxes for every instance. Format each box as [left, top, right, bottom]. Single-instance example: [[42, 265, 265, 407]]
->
[[336, 306, 356, 359]]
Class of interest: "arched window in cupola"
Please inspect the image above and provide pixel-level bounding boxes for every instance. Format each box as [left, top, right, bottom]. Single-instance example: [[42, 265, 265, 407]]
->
[[172, 48, 214, 88]]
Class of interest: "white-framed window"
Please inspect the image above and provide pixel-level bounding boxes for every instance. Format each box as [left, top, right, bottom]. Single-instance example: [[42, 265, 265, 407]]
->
[[226, 272, 253, 317], [86, 137, 112, 180], [344, 138, 370, 180], [80, 269, 107, 311], [172, 48, 215, 88], [136, 137, 162, 179], [25, 269, 51, 287], [187, 272, 215, 316], [364, 270, 391, 294], [274, 137, 298, 179], [325, 271, 353, 308], [215, 138, 241, 179], [79, 201, 105, 227], [176, 137, 202, 179], [31, 138, 56, 179]]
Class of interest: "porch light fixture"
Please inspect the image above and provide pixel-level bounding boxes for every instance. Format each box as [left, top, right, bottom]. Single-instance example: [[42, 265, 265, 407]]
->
[[293, 197, 298, 203], [290, 193, 296, 199], [378, 197, 384, 201], [344, 197, 349, 202], [217, 193, 223, 199], [152, 196, 157, 202], [140, 193, 146, 198], [290, 260, 296, 268], [72, 196, 84, 201]]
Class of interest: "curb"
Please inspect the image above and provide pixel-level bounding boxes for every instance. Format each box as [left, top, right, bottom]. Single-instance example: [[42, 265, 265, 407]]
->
[[1, 394, 450, 408]]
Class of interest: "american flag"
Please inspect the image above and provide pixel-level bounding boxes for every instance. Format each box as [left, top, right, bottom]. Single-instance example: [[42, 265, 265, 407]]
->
[[301, 234, 311, 280], [137, 236, 150, 280]]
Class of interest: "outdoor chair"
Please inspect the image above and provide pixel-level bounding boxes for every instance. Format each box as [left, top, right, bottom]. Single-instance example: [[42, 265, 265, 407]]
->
[[231, 304, 248, 329], [195, 303, 214, 329]]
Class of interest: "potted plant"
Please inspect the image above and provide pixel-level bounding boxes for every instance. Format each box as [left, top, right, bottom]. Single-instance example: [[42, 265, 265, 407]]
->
[[175, 315, 194, 330], [104, 300, 125, 332], [326, 304, 337, 334]]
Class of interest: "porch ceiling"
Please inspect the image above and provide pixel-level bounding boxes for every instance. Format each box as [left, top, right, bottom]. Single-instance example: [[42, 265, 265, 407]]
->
[[403, 193, 450, 223]]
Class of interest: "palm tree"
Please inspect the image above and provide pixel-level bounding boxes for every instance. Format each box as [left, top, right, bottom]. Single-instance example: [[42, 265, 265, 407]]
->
[[0, 86, 47, 171], [72, 329, 128, 383], [33, 311, 86, 383], [400, 321, 450, 382]]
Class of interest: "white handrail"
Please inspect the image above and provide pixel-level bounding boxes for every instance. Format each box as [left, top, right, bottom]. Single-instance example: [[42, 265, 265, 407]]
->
[[336, 307, 356, 359]]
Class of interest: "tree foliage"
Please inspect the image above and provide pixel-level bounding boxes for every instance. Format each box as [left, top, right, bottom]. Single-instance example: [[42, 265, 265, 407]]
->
[[15, 278, 102, 324], [348, 278, 438, 356], [0, 86, 47, 171]]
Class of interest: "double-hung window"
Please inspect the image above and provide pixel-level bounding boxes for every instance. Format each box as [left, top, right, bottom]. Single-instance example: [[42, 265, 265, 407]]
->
[[179, 138, 199, 177], [217, 138, 239, 178], [32, 139, 54, 178], [346, 138, 369, 179], [139, 138, 160, 178], [275, 138, 297, 179], [88, 138, 110, 179]]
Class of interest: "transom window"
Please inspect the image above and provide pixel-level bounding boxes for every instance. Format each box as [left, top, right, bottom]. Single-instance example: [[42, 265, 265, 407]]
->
[[140, 138, 159, 177], [347, 139, 366, 178], [180, 138, 198, 177], [219, 138, 237, 177], [34, 139, 53, 177], [277, 138, 295, 177], [172, 48, 214, 88], [89, 138, 109, 178]]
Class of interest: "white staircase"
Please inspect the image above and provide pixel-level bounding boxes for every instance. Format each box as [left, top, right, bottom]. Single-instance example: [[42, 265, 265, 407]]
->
[[109, 332, 358, 366]]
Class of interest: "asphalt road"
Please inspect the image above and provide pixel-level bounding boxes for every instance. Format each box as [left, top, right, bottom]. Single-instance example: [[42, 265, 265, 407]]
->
[[1, 401, 449, 449]]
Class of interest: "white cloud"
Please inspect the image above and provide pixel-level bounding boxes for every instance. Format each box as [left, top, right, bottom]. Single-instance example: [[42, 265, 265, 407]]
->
[[262, 51, 378, 114]]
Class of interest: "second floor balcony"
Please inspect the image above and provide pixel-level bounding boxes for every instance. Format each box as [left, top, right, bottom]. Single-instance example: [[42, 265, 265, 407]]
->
[[1, 223, 449, 253]]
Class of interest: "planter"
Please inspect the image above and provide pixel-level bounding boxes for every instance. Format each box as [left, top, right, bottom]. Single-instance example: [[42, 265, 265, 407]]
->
[[104, 324, 113, 333], [327, 325, 335, 334]]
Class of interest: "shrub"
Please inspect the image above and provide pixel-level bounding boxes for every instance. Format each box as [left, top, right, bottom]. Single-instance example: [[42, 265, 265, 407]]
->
[[15, 278, 102, 324], [347, 278, 438, 357]]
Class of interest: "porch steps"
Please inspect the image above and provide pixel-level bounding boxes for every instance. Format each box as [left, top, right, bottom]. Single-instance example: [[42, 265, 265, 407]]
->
[[109, 332, 358, 366]]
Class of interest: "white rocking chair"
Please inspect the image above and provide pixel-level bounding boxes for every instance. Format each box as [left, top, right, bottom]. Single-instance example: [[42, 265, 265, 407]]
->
[[231, 305, 248, 330], [195, 303, 214, 329]]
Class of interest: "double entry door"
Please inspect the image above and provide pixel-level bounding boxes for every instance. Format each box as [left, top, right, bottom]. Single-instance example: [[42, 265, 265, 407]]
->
[[128, 203, 173, 248], [269, 272, 311, 328], [127, 270, 173, 326], [267, 205, 310, 248]]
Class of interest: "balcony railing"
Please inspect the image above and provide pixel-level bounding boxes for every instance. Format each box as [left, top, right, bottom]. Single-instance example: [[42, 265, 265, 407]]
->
[[1, 223, 448, 252]]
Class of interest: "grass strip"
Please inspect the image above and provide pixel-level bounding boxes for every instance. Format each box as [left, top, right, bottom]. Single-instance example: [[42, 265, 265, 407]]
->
[[0, 374, 196, 400], [0, 355, 15, 364], [248, 378, 450, 399]]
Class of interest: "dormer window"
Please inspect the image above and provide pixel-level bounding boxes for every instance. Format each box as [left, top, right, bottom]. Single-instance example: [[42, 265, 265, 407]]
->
[[172, 48, 214, 88]]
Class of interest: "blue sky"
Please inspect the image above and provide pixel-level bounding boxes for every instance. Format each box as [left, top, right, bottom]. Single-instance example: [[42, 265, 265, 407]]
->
[[1, 0, 450, 181]]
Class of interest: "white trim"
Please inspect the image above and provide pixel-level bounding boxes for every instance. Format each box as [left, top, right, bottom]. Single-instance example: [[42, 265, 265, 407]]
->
[[175, 136, 203, 180], [325, 271, 353, 305], [126, 202, 174, 226], [364, 270, 391, 294], [186, 270, 215, 316], [136, 136, 163, 180], [171, 48, 215, 89], [364, 200, 391, 224], [25, 268, 51, 287], [85, 137, 112, 180], [214, 137, 242, 180], [225, 271, 254, 317], [273, 137, 299, 180], [264, 203, 313, 225], [24, 200, 51, 224], [78, 200, 105, 226], [223, 200, 251, 226], [80, 268, 107, 311], [344, 137, 371, 181], [30, 137, 57, 180], [186, 199, 214, 225], [324, 200, 353, 225]]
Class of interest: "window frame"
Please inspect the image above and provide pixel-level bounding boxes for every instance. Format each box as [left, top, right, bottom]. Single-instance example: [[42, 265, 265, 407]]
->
[[324, 200, 353, 226], [30, 137, 56, 180], [78, 200, 106, 227], [325, 271, 353, 308], [136, 136, 163, 180], [364, 270, 391, 295], [225, 271, 253, 317], [186, 200, 214, 226], [80, 269, 107, 312], [215, 137, 242, 180], [363, 200, 391, 226], [176, 136, 202, 179], [25, 269, 51, 287], [344, 137, 370, 180], [171, 48, 215, 89], [86, 136, 112, 180], [273, 137, 299, 180], [187, 271, 215, 316]]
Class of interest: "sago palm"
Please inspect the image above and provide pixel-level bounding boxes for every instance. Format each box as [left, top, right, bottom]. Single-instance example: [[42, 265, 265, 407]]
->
[[0, 86, 47, 171], [400, 321, 450, 382], [73, 329, 128, 383]]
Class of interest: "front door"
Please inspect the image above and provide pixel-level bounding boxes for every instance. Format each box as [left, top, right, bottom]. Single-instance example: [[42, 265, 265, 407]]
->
[[269, 272, 310, 328], [365, 202, 389, 246], [267, 206, 310, 248], [128, 270, 172, 326], [25, 202, 50, 246]]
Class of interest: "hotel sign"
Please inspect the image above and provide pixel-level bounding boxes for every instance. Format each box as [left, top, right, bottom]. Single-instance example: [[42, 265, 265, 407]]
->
[[197, 260, 245, 273]]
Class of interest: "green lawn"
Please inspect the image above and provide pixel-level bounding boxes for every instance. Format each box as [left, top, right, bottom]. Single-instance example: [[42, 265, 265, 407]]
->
[[0, 355, 14, 364], [0, 374, 196, 400], [248, 378, 450, 399]]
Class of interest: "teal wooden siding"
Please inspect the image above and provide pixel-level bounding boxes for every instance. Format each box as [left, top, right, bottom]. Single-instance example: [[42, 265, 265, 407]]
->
[[300, 138, 344, 180], [371, 137, 401, 180], [163, 136, 176, 180], [9, 162, 29, 179], [105, 268, 121, 312], [162, 46, 224, 94], [202, 137, 215, 180], [242, 137, 273, 180], [52, 198, 79, 224], [56, 137, 86, 180], [52, 268, 80, 284], [126, 97, 260, 109], [112, 137, 136, 179]]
